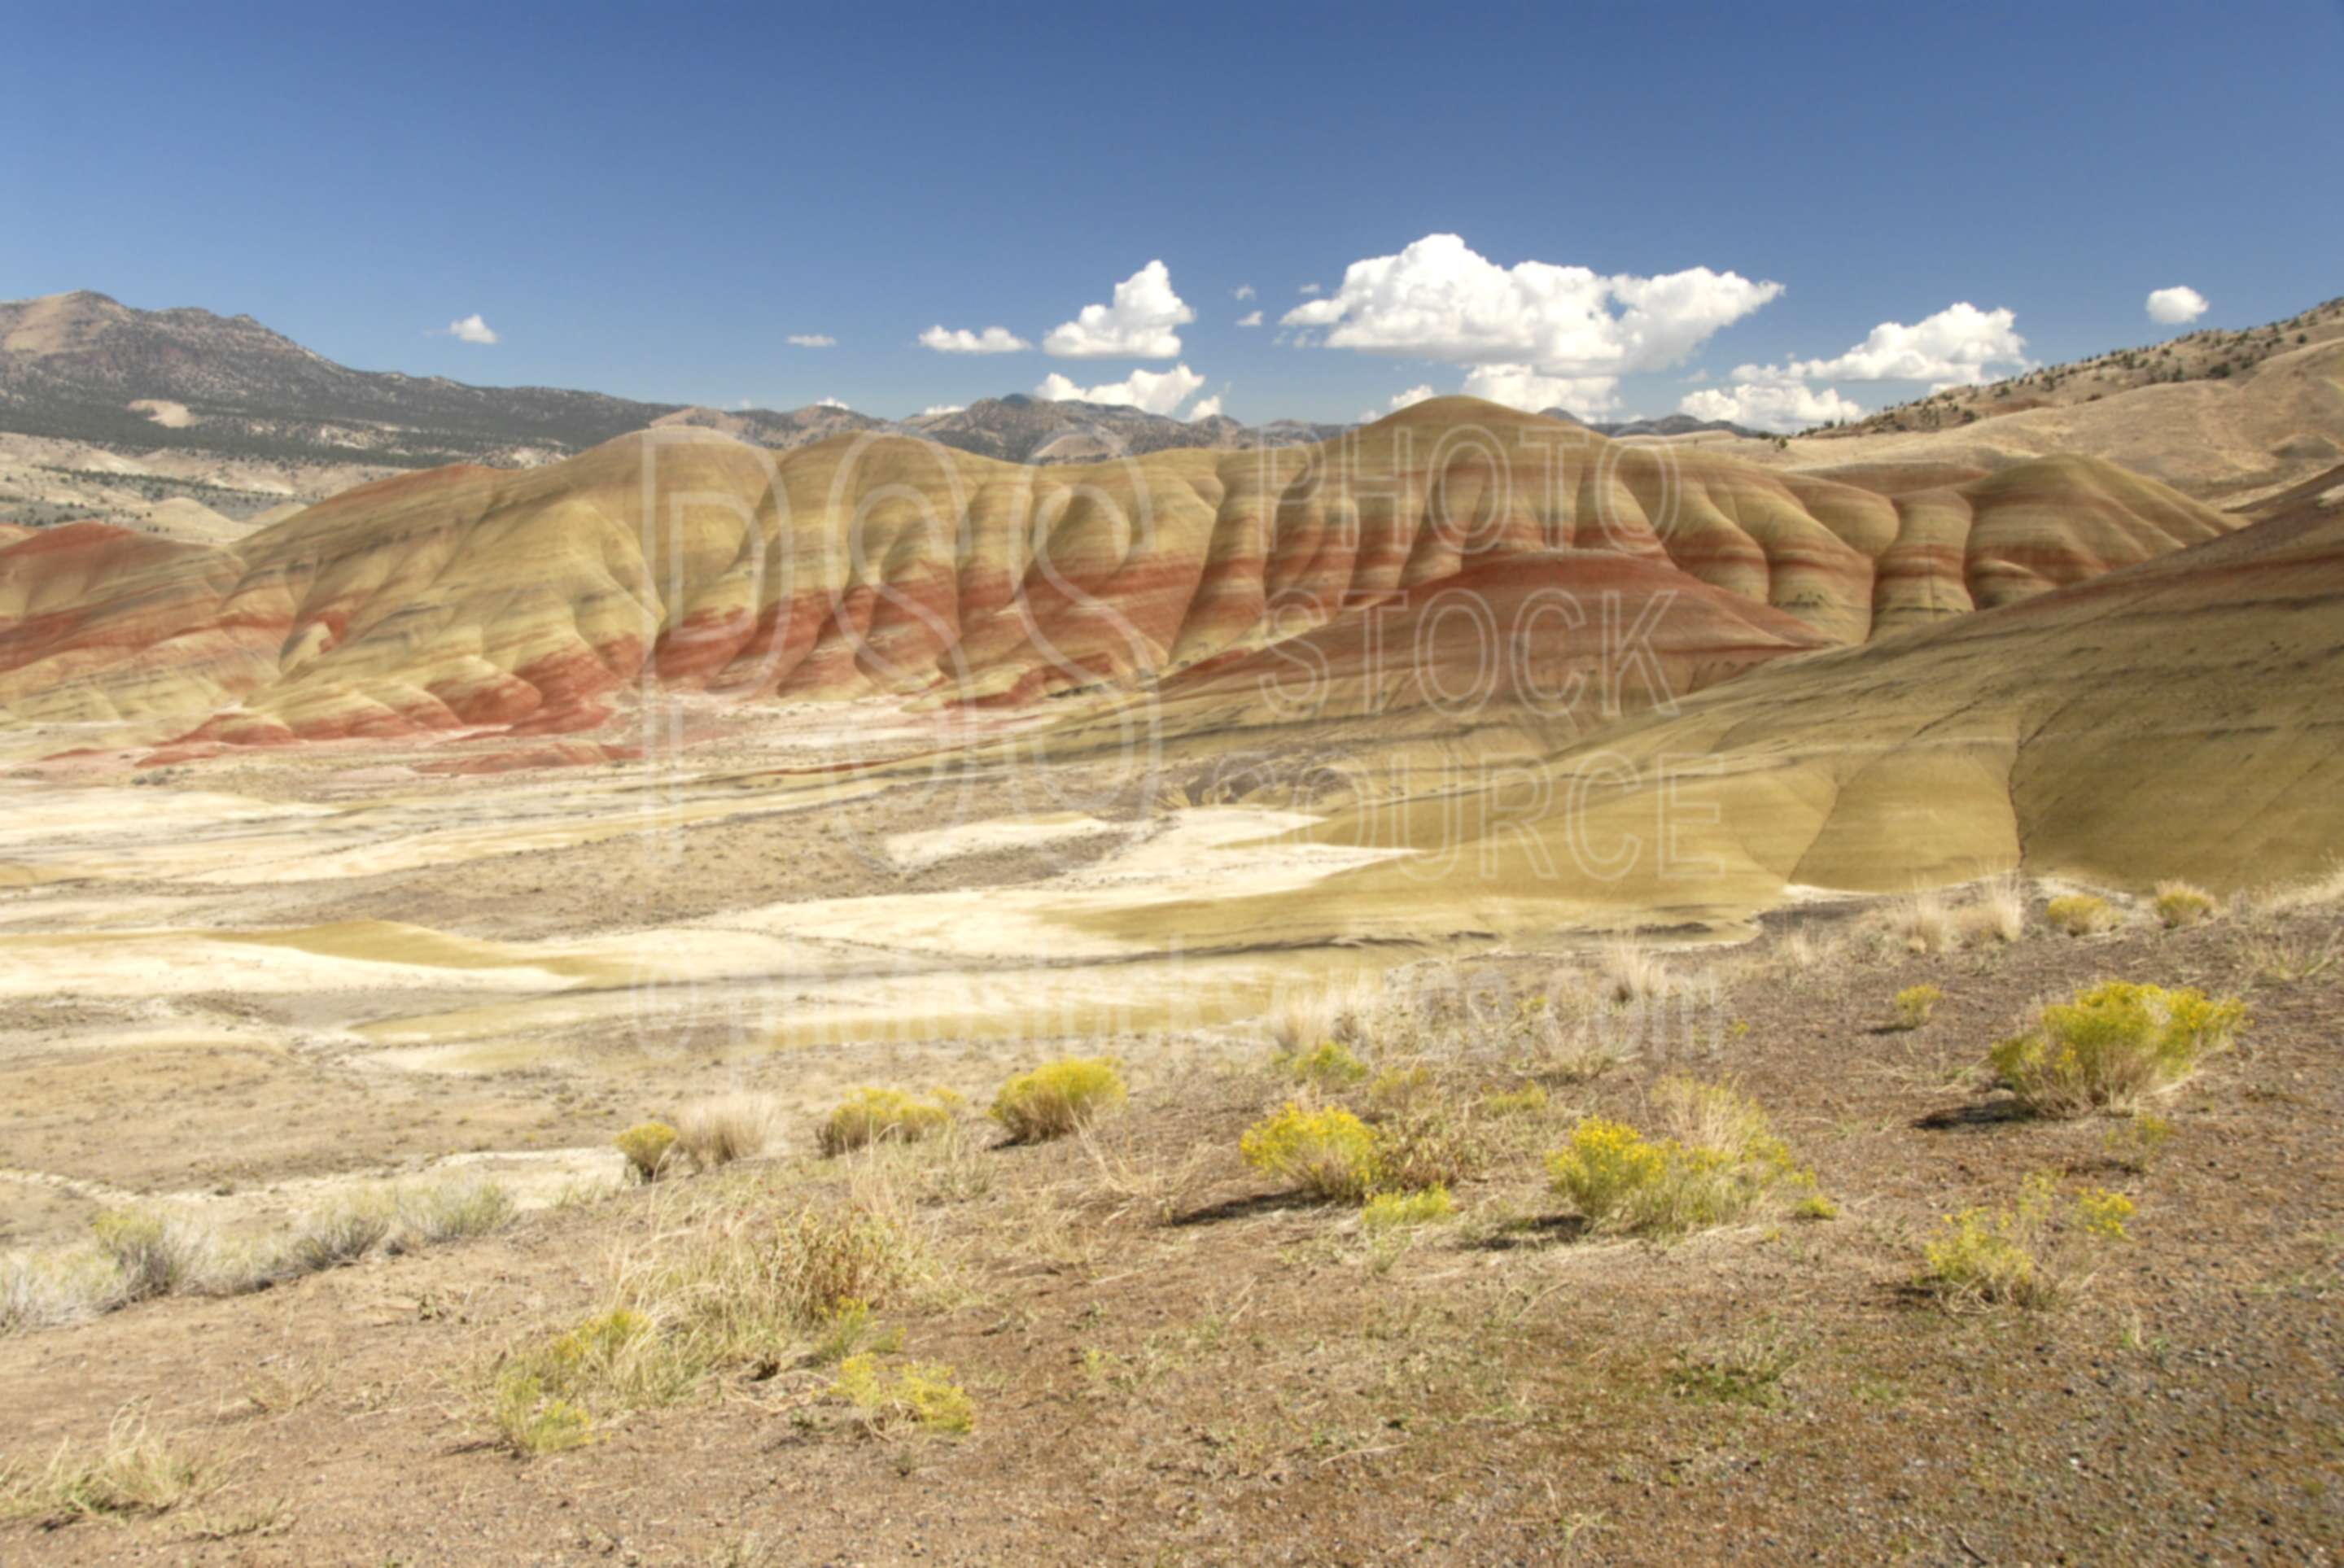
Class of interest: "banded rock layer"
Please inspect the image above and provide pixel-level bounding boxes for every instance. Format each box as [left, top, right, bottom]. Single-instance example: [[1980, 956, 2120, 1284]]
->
[[0, 399, 2234, 755]]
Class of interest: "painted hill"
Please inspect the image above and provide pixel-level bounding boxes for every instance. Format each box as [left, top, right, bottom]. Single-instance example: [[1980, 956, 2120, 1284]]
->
[[0, 400, 2236, 768]]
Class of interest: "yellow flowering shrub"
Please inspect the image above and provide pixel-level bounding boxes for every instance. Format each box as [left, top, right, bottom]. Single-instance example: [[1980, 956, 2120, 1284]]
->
[[2045, 893, 2119, 936], [1279, 1040, 1371, 1087], [816, 1087, 955, 1157], [1240, 1103, 1382, 1201], [1989, 981, 2246, 1116], [1891, 984, 1943, 1030], [614, 1121, 678, 1182], [832, 1354, 974, 1435], [989, 1058, 1126, 1142], [1918, 1173, 2135, 1309], [1545, 1081, 1813, 1238]]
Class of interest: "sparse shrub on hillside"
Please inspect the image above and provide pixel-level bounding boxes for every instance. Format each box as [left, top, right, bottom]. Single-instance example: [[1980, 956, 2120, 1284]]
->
[[0, 1407, 225, 1522], [830, 1355, 974, 1435], [1375, 1107, 1488, 1193], [1916, 1173, 2135, 1311], [614, 1121, 680, 1182], [488, 1368, 596, 1456], [1242, 1103, 1382, 1201], [816, 1087, 956, 1157], [2046, 893, 2119, 937], [1544, 1079, 1811, 1238], [1598, 937, 1670, 1003], [1362, 1186, 1456, 1230], [282, 1193, 397, 1274], [1481, 1082, 1550, 1118], [1890, 985, 1943, 1031], [1279, 1040, 1370, 1088], [2102, 1113, 2174, 1173], [674, 1094, 782, 1169], [1989, 981, 2246, 1117], [0, 1248, 125, 1334], [2153, 880, 2219, 929], [90, 1209, 216, 1301], [396, 1178, 516, 1245], [989, 1057, 1126, 1143]]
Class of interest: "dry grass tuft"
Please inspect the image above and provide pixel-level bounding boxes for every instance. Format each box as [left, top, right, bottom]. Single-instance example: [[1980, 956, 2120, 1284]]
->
[[1, 1407, 226, 1523], [1960, 875, 2027, 946], [1597, 936, 1671, 1003], [282, 1193, 397, 1274], [1270, 973, 1380, 1050], [0, 1247, 124, 1334], [675, 1094, 784, 1169], [1895, 892, 1955, 954]]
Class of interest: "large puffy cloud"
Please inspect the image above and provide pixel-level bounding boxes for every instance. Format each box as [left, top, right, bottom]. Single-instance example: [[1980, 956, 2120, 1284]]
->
[[1035, 362, 1207, 417], [1282, 234, 1781, 376], [1746, 303, 2028, 386], [1678, 380, 1865, 434], [1188, 395, 1224, 421], [919, 324, 1031, 354], [1043, 260, 1195, 358], [1460, 365, 1623, 417], [2146, 286, 2209, 325]]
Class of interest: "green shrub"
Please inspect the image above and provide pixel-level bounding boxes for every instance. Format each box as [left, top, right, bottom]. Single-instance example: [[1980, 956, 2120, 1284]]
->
[[1890, 984, 1943, 1030], [2046, 893, 2118, 937], [989, 1058, 1126, 1143], [614, 1121, 680, 1181], [1481, 1083, 1549, 1118], [1917, 1173, 2134, 1310], [816, 1088, 955, 1157], [1988, 981, 2246, 1116]]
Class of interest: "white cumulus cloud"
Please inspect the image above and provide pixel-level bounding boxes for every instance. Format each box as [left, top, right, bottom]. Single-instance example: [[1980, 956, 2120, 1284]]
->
[[919, 404, 965, 417], [815, 396, 850, 410], [918, 324, 1032, 354], [1189, 395, 1224, 421], [1233, 284, 1256, 301], [1461, 365, 1623, 417], [1282, 234, 1781, 378], [2146, 286, 2209, 325], [1035, 363, 1207, 417], [787, 333, 836, 348], [1236, 309, 1263, 328], [1679, 380, 1865, 434], [1744, 302, 2028, 386], [1043, 260, 1195, 358], [435, 312, 498, 345]]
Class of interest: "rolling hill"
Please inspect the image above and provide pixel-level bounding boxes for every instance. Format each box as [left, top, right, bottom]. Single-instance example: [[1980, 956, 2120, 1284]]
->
[[0, 400, 2236, 778]]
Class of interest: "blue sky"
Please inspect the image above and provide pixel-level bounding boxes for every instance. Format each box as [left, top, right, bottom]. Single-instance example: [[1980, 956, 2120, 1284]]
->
[[3, 1, 2338, 428]]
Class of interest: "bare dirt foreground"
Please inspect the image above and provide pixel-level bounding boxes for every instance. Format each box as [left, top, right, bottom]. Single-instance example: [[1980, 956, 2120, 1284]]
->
[[1, 740, 2338, 1566]]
